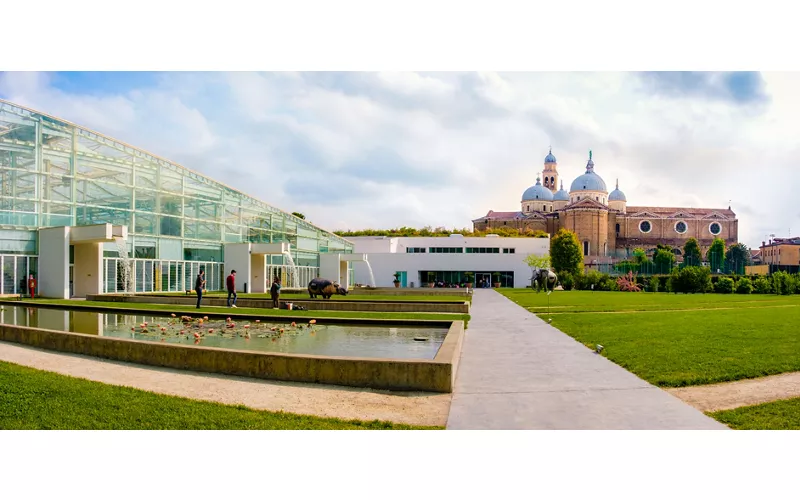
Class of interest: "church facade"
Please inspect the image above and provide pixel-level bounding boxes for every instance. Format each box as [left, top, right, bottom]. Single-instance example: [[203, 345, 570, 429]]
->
[[472, 149, 739, 261]]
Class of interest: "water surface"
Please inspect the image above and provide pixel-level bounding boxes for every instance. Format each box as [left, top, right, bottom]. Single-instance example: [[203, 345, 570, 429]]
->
[[0, 305, 447, 360]]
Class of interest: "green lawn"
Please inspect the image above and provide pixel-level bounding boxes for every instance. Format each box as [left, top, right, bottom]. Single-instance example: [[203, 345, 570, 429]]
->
[[500, 288, 799, 313], [0, 361, 437, 430], [710, 397, 800, 430], [499, 289, 800, 387], [2, 299, 469, 325]]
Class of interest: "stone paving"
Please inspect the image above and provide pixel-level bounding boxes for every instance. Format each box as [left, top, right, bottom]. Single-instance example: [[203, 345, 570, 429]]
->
[[446, 290, 728, 430]]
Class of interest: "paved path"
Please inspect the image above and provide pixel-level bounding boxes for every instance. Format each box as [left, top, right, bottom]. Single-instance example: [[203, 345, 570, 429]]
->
[[0, 341, 451, 427], [668, 371, 800, 412], [447, 290, 728, 430]]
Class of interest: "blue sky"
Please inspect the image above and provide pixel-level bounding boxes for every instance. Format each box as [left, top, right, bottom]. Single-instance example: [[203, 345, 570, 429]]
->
[[1, 71, 797, 248]]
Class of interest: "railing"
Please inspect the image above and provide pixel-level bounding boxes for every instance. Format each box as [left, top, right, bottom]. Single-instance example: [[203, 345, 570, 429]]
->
[[103, 258, 224, 293]]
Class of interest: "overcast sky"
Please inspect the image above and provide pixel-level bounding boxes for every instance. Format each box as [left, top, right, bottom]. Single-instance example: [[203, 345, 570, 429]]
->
[[1, 71, 796, 249]]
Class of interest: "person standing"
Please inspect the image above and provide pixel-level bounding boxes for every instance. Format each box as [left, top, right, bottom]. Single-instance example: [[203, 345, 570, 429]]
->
[[28, 274, 36, 298], [226, 269, 238, 308], [270, 277, 281, 309], [195, 269, 206, 309]]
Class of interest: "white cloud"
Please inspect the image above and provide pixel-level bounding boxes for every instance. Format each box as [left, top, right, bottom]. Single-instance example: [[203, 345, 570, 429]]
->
[[1, 71, 796, 249]]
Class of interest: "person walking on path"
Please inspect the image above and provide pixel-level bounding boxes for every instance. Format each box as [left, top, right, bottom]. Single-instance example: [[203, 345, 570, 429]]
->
[[195, 269, 206, 309], [226, 270, 238, 308], [270, 277, 281, 309], [28, 274, 36, 298]]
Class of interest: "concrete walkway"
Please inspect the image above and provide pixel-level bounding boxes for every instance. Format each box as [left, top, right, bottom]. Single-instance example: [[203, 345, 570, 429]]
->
[[447, 290, 728, 430]]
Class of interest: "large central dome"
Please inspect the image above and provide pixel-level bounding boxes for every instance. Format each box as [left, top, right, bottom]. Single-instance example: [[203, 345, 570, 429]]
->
[[569, 151, 607, 193]]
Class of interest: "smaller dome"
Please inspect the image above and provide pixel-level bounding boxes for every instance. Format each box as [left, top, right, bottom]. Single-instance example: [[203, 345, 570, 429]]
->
[[544, 147, 557, 164], [609, 179, 626, 202], [522, 175, 554, 201], [553, 180, 569, 201]]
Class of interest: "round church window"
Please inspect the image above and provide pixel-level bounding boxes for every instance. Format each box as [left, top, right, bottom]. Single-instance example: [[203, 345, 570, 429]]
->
[[675, 221, 687, 234], [639, 220, 652, 233], [709, 222, 722, 235]]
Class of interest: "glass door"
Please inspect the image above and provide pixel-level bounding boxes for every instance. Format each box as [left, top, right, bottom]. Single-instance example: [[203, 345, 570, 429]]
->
[[476, 273, 492, 288]]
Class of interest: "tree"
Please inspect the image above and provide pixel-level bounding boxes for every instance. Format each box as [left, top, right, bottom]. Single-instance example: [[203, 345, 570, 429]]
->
[[724, 243, 750, 274], [683, 238, 702, 267], [706, 238, 726, 273], [632, 247, 648, 264], [550, 229, 583, 275], [653, 247, 676, 273], [291, 212, 306, 220], [524, 254, 551, 270]]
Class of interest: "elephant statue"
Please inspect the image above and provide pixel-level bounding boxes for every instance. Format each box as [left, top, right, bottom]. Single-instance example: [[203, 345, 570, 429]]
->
[[531, 267, 558, 293]]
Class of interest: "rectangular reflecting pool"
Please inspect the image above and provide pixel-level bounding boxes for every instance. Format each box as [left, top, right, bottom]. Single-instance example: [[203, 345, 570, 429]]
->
[[0, 305, 449, 360]]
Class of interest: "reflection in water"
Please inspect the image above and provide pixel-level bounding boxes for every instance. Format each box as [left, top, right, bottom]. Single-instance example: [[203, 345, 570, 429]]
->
[[0, 305, 448, 360]]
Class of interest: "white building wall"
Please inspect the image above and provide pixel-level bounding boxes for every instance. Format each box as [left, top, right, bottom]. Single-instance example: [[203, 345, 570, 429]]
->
[[38, 227, 70, 299], [346, 235, 550, 288]]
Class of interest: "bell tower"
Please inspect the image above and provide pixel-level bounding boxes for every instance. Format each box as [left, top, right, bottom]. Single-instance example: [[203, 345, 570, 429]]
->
[[543, 147, 559, 194]]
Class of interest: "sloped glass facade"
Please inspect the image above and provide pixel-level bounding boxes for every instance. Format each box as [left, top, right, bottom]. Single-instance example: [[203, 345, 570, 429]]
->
[[0, 99, 352, 292]]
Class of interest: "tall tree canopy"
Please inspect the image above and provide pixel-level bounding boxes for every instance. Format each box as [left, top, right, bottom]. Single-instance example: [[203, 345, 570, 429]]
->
[[725, 243, 751, 273], [706, 238, 727, 272], [683, 238, 702, 266], [550, 229, 584, 275]]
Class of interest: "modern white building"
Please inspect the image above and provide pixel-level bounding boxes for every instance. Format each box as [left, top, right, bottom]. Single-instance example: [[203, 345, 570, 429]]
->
[[344, 235, 550, 288]]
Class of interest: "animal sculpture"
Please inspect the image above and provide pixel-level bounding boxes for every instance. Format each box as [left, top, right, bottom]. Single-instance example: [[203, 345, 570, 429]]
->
[[531, 268, 558, 293], [307, 278, 349, 299]]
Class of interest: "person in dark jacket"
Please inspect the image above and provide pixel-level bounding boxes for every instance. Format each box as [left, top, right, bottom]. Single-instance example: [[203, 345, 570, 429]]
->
[[270, 277, 281, 309], [195, 269, 206, 309], [226, 270, 237, 308]]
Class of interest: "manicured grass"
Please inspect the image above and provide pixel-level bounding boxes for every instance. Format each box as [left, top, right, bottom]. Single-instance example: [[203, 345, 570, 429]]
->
[[1, 299, 469, 325], [500, 289, 799, 313], [710, 397, 800, 430], [0, 361, 437, 430], [499, 289, 800, 387]]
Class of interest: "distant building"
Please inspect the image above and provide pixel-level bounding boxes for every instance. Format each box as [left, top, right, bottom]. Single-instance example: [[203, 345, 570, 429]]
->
[[759, 237, 800, 273], [346, 235, 549, 288], [472, 148, 739, 262]]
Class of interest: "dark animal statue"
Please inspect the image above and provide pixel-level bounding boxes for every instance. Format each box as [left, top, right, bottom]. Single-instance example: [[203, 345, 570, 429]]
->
[[531, 268, 558, 293], [308, 278, 349, 299]]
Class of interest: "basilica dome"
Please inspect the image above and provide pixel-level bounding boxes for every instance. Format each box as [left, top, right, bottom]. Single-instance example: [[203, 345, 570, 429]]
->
[[553, 181, 569, 201], [569, 151, 608, 193], [522, 175, 554, 201], [544, 148, 557, 163], [609, 179, 626, 202]]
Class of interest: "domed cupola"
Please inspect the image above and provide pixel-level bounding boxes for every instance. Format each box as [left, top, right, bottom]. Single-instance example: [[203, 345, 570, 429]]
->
[[521, 174, 555, 214], [569, 150, 608, 194], [544, 148, 557, 164], [609, 179, 626, 202], [608, 178, 627, 213], [553, 180, 569, 201], [552, 180, 570, 210], [522, 175, 554, 202]]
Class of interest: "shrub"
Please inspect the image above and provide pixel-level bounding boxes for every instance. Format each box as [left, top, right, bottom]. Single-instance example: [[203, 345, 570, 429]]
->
[[714, 277, 734, 294], [753, 276, 772, 294], [557, 271, 575, 291], [772, 271, 797, 295], [616, 271, 642, 292], [598, 274, 619, 292], [735, 278, 753, 294], [667, 266, 712, 294], [647, 275, 660, 292]]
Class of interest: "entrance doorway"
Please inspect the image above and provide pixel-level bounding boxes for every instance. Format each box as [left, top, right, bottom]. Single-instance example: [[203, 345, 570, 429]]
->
[[476, 273, 491, 288]]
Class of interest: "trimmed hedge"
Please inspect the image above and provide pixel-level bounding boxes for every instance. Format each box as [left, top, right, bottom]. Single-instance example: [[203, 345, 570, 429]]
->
[[554, 270, 800, 295]]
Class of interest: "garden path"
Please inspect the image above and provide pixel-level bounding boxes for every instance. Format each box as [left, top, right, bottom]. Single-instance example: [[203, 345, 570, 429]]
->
[[446, 289, 728, 430]]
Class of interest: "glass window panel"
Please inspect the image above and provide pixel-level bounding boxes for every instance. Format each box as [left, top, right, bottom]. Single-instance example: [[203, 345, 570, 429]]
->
[[135, 189, 156, 211], [159, 216, 182, 237], [135, 168, 157, 189], [134, 213, 157, 235], [78, 206, 131, 226]]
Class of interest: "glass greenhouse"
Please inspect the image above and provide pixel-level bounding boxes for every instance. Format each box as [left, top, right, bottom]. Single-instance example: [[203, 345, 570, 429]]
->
[[0, 99, 353, 295]]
